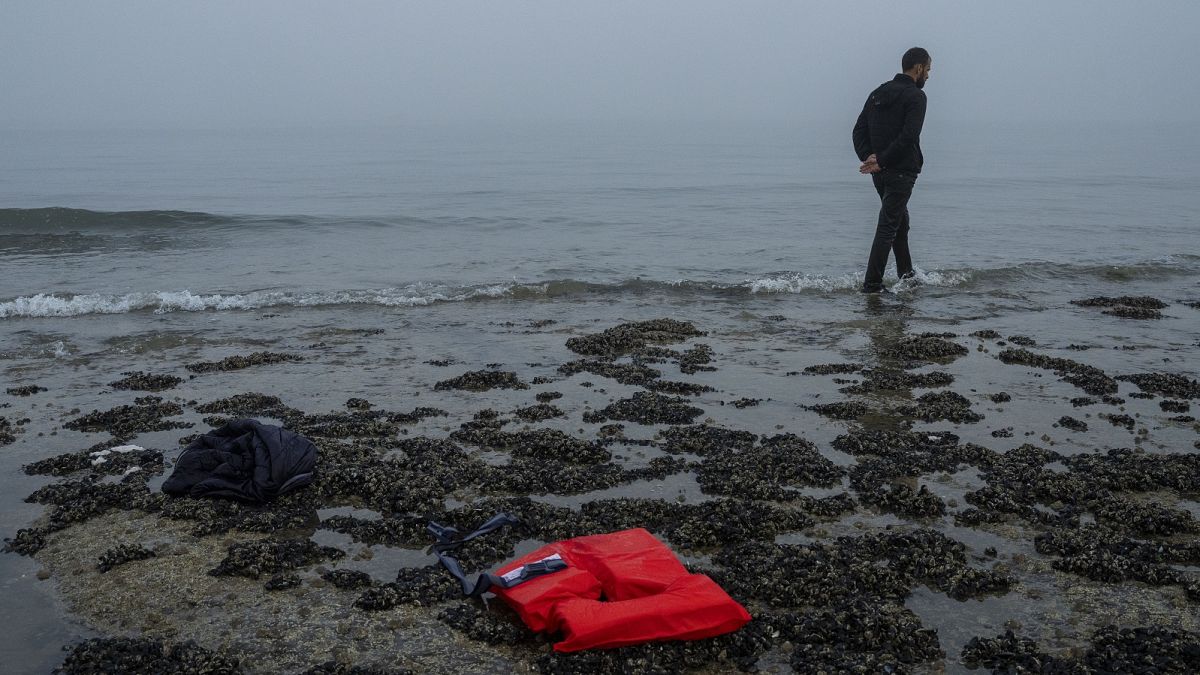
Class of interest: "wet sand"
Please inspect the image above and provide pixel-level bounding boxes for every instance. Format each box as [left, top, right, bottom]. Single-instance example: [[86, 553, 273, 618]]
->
[[2, 292, 1199, 673]]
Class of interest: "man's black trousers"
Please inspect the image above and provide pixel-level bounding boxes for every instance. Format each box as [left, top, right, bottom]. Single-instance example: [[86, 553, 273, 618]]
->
[[862, 170, 916, 291]]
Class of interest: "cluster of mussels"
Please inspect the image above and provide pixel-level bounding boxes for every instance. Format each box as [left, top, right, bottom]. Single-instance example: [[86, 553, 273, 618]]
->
[[1071, 294, 1170, 320], [0, 414, 17, 446], [97, 543, 157, 573], [63, 396, 193, 440], [6, 384, 47, 396], [184, 351, 305, 374], [108, 371, 185, 392], [962, 625, 1200, 673]]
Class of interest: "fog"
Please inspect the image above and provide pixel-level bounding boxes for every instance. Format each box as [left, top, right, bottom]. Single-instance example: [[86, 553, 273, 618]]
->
[[2, 1, 1194, 129]]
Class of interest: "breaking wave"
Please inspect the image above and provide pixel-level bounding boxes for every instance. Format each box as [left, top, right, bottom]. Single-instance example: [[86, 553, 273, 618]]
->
[[2, 254, 1196, 320], [0, 270, 973, 319]]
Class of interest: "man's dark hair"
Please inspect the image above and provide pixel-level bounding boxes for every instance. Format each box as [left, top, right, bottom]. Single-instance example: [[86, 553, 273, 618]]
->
[[902, 47, 930, 71]]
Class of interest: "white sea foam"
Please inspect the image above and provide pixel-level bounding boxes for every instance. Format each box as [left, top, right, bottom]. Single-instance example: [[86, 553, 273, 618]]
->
[[0, 269, 976, 319], [90, 444, 145, 465], [0, 284, 532, 319], [747, 267, 971, 294], [747, 271, 863, 294]]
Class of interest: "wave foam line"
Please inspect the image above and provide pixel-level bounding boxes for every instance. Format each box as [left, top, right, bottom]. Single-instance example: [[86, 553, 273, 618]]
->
[[0, 284, 524, 319], [746, 267, 971, 294]]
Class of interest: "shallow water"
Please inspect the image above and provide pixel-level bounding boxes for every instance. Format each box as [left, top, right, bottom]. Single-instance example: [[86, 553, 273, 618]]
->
[[2, 121, 1199, 672]]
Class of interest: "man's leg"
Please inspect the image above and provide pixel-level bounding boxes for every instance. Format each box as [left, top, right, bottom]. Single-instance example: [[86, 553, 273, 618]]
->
[[862, 172, 914, 292], [892, 201, 914, 280]]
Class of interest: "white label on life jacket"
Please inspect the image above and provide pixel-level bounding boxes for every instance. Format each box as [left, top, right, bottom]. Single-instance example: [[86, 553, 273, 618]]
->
[[501, 553, 564, 583]]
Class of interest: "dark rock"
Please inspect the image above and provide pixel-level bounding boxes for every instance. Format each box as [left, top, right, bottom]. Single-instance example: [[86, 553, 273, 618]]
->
[[97, 544, 156, 572], [345, 398, 372, 411], [696, 433, 844, 500], [3, 527, 49, 555], [807, 401, 868, 420], [658, 426, 754, 459], [434, 370, 529, 392], [997, 348, 1118, 396], [1057, 416, 1088, 432], [565, 319, 704, 357], [1072, 295, 1168, 309], [1100, 413, 1135, 431], [557, 359, 660, 386], [185, 351, 303, 374], [6, 384, 47, 396], [511, 404, 565, 422], [840, 369, 954, 394], [322, 569, 376, 590], [584, 391, 703, 426], [1160, 399, 1190, 413], [881, 335, 968, 362], [1117, 372, 1200, 399], [58, 637, 242, 674], [643, 380, 715, 396], [64, 400, 192, 438], [803, 363, 864, 375], [109, 371, 184, 392], [898, 391, 983, 424], [208, 539, 345, 578], [264, 572, 302, 591], [438, 602, 535, 645]]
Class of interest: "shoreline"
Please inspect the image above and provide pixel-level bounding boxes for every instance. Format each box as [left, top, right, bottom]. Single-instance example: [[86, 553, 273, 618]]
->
[[2, 295, 1199, 673]]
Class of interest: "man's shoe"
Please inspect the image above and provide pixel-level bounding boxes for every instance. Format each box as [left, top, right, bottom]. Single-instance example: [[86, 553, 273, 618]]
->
[[860, 285, 892, 294]]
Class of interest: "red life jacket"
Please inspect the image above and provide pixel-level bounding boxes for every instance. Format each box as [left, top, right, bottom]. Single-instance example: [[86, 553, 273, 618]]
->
[[491, 528, 751, 652]]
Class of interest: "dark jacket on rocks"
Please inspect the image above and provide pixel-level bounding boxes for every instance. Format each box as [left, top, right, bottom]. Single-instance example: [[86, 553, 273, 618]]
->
[[162, 419, 316, 503], [853, 73, 927, 173]]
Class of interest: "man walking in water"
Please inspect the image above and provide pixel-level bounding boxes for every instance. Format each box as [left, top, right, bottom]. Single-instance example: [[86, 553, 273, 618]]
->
[[853, 47, 932, 293]]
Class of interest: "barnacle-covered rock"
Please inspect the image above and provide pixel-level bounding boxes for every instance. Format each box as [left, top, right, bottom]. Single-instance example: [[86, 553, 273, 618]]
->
[[840, 369, 954, 394], [109, 371, 184, 392], [557, 359, 660, 386], [1057, 415, 1088, 432], [185, 351, 303, 374], [434, 370, 529, 392], [264, 572, 302, 591], [97, 543, 156, 572], [565, 319, 704, 357], [208, 539, 345, 578], [997, 348, 1117, 395], [64, 399, 191, 438], [807, 401, 868, 420], [58, 637, 242, 674], [437, 602, 535, 645], [898, 391, 983, 424], [696, 433, 844, 500], [511, 403, 565, 422], [881, 335, 968, 362], [583, 391, 703, 425], [1116, 372, 1200, 399], [804, 363, 864, 375], [321, 568, 376, 590]]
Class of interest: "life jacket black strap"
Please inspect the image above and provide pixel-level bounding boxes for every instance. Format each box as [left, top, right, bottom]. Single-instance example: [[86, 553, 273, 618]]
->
[[427, 512, 567, 597]]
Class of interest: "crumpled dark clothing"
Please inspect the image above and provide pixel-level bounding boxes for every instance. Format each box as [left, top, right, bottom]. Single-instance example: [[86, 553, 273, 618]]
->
[[162, 419, 316, 503]]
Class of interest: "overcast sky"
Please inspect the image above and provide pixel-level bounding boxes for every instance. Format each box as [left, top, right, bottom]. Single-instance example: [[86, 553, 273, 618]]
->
[[2, 1, 1194, 129]]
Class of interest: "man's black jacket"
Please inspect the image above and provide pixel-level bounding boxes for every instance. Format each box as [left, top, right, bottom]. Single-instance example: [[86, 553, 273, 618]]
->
[[162, 419, 316, 503], [853, 73, 927, 173]]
